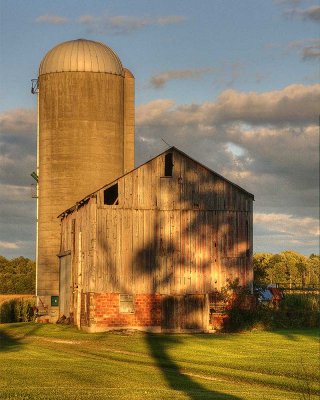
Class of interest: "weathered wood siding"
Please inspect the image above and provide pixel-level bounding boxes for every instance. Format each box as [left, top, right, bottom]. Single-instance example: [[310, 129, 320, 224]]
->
[[60, 197, 97, 321], [60, 149, 253, 298]]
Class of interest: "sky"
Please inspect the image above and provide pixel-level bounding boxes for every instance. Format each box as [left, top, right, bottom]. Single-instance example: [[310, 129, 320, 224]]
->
[[0, 0, 319, 260]]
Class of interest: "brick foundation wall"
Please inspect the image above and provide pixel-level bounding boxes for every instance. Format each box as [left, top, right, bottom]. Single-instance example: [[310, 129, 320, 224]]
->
[[83, 293, 161, 329]]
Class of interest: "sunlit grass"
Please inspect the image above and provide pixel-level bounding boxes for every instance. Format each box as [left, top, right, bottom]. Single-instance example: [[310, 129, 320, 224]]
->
[[0, 323, 319, 400]]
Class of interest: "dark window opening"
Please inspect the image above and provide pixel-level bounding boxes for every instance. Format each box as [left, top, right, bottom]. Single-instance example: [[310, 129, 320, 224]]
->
[[164, 153, 173, 176], [104, 184, 118, 205]]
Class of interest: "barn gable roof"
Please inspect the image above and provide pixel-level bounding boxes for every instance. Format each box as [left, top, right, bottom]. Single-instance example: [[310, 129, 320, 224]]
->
[[170, 147, 254, 199], [59, 146, 254, 218]]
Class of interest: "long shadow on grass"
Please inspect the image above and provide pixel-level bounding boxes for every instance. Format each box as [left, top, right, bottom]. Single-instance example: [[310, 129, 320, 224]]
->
[[0, 323, 42, 353], [271, 328, 320, 341], [0, 331, 22, 352], [146, 333, 241, 400]]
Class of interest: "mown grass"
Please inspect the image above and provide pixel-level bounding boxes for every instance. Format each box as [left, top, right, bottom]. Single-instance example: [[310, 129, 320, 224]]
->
[[0, 323, 319, 400]]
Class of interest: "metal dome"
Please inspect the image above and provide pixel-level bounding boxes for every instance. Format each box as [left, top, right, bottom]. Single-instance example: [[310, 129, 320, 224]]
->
[[39, 39, 124, 76]]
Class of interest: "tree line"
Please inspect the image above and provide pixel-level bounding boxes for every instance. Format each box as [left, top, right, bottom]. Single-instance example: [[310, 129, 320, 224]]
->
[[0, 256, 36, 294], [0, 251, 319, 294], [253, 251, 319, 288]]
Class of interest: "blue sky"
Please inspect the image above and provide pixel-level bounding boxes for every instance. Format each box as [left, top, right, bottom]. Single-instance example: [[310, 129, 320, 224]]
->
[[0, 0, 319, 258]]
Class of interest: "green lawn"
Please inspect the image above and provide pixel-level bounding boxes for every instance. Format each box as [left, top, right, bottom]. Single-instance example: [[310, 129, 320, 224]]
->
[[0, 323, 319, 400]]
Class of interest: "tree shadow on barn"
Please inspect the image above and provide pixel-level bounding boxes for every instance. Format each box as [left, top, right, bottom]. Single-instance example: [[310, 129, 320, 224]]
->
[[95, 151, 251, 399], [133, 222, 242, 397], [97, 225, 241, 400], [130, 161, 252, 398]]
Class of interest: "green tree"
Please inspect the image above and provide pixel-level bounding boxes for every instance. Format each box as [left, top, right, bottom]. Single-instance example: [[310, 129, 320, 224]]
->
[[306, 255, 320, 286], [253, 253, 273, 284], [0, 255, 36, 294], [253, 251, 318, 288]]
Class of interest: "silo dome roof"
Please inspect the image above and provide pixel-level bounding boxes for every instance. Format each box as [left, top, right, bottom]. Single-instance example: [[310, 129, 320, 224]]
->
[[39, 39, 124, 76]]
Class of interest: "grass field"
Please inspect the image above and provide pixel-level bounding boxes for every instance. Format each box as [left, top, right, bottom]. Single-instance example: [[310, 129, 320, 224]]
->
[[0, 295, 35, 304], [0, 323, 319, 400]]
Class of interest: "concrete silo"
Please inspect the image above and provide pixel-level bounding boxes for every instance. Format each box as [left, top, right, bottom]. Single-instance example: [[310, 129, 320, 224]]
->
[[36, 39, 134, 320]]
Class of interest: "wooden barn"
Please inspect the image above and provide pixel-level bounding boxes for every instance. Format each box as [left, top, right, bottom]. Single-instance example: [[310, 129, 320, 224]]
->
[[58, 147, 254, 332]]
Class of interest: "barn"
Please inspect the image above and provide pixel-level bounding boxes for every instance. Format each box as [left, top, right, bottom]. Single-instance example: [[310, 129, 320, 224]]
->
[[58, 147, 254, 332], [34, 38, 254, 330]]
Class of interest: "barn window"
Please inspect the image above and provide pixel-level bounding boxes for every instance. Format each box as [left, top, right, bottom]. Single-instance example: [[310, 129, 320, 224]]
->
[[104, 184, 118, 205], [119, 294, 134, 313], [164, 153, 173, 176]]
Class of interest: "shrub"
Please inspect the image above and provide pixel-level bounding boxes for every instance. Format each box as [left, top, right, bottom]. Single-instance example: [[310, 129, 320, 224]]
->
[[220, 280, 319, 332], [274, 293, 319, 328], [0, 298, 36, 323]]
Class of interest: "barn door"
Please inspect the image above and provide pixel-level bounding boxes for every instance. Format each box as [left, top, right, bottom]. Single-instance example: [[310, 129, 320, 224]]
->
[[161, 294, 209, 332], [161, 295, 181, 331], [182, 295, 209, 330], [59, 253, 71, 317]]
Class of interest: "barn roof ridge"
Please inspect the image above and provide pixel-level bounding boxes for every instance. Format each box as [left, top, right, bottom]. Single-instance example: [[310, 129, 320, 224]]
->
[[171, 146, 254, 199], [58, 146, 254, 218]]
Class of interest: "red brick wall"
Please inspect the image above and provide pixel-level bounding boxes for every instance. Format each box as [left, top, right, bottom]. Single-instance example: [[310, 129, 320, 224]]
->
[[84, 293, 161, 328]]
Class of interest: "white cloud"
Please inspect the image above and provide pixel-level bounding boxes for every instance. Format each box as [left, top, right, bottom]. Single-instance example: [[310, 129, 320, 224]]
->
[[150, 68, 215, 88], [253, 213, 319, 254], [232, 125, 319, 190], [302, 44, 320, 60], [35, 15, 69, 24], [288, 38, 320, 61], [78, 14, 187, 34], [1, 81, 319, 256], [254, 213, 319, 236], [0, 241, 20, 249], [0, 108, 37, 189], [211, 84, 319, 126], [156, 16, 187, 25], [286, 5, 320, 22], [78, 15, 94, 24], [274, 0, 306, 4], [34, 13, 187, 32], [0, 184, 31, 201], [0, 108, 36, 134], [0, 182, 36, 259], [137, 84, 319, 128], [136, 99, 176, 125], [135, 84, 319, 213]]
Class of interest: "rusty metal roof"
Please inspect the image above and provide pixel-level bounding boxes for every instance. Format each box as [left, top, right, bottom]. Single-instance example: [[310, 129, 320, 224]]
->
[[39, 39, 124, 76]]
